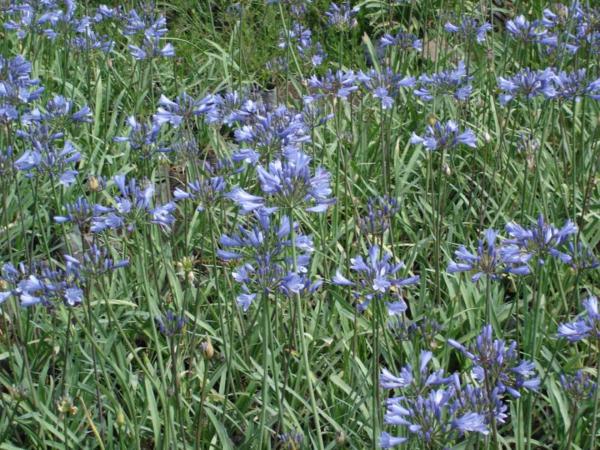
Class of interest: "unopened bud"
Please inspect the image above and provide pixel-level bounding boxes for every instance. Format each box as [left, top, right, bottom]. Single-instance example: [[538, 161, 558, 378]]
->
[[88, 176, 102, 192], [116, 409, 126, 427], [201, 339, 214, 360], [336, 430, 347, 446], [442, 162, 451, 176]]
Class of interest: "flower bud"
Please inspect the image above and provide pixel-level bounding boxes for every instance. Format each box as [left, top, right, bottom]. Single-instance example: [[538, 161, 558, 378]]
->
[[116, 409, 126, 427], [201, 338, 214, 360]]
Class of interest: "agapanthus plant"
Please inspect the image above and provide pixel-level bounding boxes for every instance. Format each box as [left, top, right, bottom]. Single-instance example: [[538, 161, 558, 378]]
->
[[505, 15, 546, 42], [497, 68, 556, 105], [550, 240, 599, 271], [333, 245, 419, 313], [447, 228, 530, 282], [551, 69, 600, 101], [560, 370, 597, 403], [379, 32, 422, 52], [278, 22, 326, 67], [21, 94, 92, 127], [358, 195, 400, 236], [0, 260, 83, 308], [413, 61, 472, 102], [325, 1, 359, 30], [306, 69, 359, 101], [153, 92, 216, 128], [14, 124, 81, 186], [123, 7, 174, 60], [0, 54, 44, 123], [557, 296, 600, 342], [54, 196, 94, 229], [444, 17, 492, 43], [173, 176, 227, 212], [64, 244, 129, 278], [449, 325, 541, 398], [410, 120, 476, 152], [357, 68, 414, 109], [501, 214, 577, 266], [380, 350, 490, 448], [217, 208, 318, 311], [114, 116, 170, 159], [90, 175, 176, 232], [232, 104, 310, 163]]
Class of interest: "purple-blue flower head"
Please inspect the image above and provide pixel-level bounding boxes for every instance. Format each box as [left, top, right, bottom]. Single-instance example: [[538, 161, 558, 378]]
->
[[379, 32, 422, 52], [413, 61, 472, 102], [218, 208, 316, 310], [0, 54, 44, 122], [153, 93, 216, 128], [497, 68, 556, 105], [306, 69, 359, 101], [502, 214, 577, 265], [557, 296, 599, 342], [115, 116, 169, 158], [380, 350, 489, 447], [358, 68, 414, 109], [447, 228, 522, 282], [551, 69, 600, 101], [173, 176, 226, 212], [449, 324, 540, 398], [14, 126, 81, 186], [333, 245, 419, 313], [560, 370, 597, 402], [91, 175, 175, 233], [325, 1, 359, 29], [410, 120, 476, 152], [255, 149, 334, 213], [506, 15, 546, 42], [445, 17, 492, 43]]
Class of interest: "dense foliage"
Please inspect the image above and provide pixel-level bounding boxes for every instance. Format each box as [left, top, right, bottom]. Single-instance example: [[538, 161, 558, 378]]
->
[[0, 1, 599, 449]]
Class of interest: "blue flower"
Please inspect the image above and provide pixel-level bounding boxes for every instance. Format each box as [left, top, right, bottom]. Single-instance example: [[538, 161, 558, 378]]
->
[[54, 197, 94, 228], [501, 214, 577, 265], [448, 228, 530, 282], [333, 245, 419, 313], [114, 116, 169, 158], [557, 296, 599, 342], [91, 175, 175, 233], [449, 325, 540, 398], [153, 93, 215, 127], [65, 244, 129, 277], [0, 54, 44, 123], [14, 126, 81, 186], [410, 120, 476, 152], [226, 187, 266, 214], [380, 350, 489, 447], [255, 149, 334, 212], [358, 68, 414, 109], [0, 261, 83, 308], [497, 68, 556, 105], [445, 17, 492, 43], [413, 61, 472, 102], [379, 432, 408, 448], [218, 209, 317, 310], [379, 32, 422, 52], [560, 370, 597, 402], [551, 69, 600, 101], [173, 176, 226, 212], [325, 1, 359, 29], [306, 69, 359, 101], [550, 241, 599, 271], [505, 15, 546, 42]]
